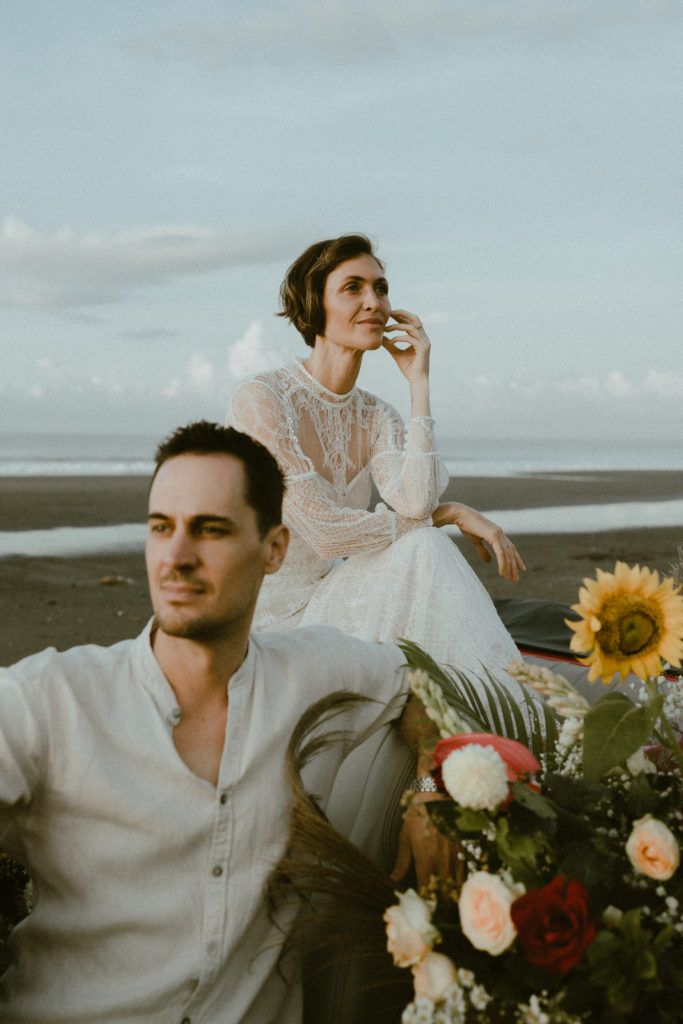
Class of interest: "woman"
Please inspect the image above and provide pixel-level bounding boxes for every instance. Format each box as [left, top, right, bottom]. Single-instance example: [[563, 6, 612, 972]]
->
[[229, 233, 523, 676], [229, 235, 543, 1018], [228, 234, 534, 866]]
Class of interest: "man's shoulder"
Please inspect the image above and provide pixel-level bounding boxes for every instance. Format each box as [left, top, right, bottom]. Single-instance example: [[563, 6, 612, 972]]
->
[[2, 629, 147, 690], [252, 626, 403, 668]]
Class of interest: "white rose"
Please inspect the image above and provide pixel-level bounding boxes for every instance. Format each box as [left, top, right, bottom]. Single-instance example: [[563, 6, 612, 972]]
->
[[441, 744, 509, 810], [411, 951, 458, 1001], [626, 748, 656, 776], [626, 815, 680, 880], [458, 871, 519, 955], [384, 889, 440, 967]]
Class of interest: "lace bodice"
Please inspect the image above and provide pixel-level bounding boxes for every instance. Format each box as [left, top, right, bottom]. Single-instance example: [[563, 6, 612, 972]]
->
[[228, 361, 449, 629], [230, 360, 449, 559]]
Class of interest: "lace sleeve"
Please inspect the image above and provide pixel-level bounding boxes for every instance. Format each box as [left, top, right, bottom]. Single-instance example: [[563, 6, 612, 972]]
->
[[229, 378, 428, 559], [370, 403, 449, 519]]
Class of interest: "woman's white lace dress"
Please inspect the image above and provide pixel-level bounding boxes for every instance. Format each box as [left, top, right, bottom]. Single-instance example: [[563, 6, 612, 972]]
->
[[229, 360, 524, 864]]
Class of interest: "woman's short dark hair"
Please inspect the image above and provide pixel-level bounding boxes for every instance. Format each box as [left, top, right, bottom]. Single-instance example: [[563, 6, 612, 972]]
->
[[152, 421, 285, 537], [278, 234, 384, 347]]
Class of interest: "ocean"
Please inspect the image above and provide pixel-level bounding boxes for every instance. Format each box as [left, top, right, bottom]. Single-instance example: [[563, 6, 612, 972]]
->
[[1, 432, 681, 556], [2, 431, 683, 478]]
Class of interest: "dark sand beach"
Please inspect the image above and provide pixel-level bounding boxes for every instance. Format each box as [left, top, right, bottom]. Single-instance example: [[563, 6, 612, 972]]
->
[[1, 470, 681, 665]]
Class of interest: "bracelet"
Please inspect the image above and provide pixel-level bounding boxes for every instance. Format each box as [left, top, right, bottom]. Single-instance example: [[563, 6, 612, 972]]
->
[[410, 776, 438, 793]]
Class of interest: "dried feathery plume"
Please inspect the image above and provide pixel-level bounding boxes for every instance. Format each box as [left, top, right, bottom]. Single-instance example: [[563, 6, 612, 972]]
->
[[409, 669, 469, 737], [507, 659, 591, 719]]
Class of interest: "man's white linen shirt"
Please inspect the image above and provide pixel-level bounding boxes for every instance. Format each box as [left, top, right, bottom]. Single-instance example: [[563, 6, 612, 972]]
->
[[0, 622, 407, 1024]]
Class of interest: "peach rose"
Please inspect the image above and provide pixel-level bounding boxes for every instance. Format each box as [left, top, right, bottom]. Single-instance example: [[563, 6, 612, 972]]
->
[[458, 871, 519, 955], [625, 815, 680, 881], [383, 889, 440, 967], [412, 951, 458, 1001]]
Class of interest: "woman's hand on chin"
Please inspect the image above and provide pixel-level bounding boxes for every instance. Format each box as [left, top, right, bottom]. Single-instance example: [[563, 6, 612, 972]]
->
[[382, 309, 430, 384], [432, 502, 526, 582]]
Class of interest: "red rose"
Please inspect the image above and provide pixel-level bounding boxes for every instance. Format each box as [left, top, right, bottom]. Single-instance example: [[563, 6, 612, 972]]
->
[[510, 877, 596, 974]]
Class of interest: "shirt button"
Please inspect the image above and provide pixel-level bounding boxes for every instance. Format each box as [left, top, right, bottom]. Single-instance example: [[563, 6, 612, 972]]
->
[[181, 1018, 191, 1024], [212, 865, 223, 877], [219, 792, 228, 804], [171, 707, 182, 723]]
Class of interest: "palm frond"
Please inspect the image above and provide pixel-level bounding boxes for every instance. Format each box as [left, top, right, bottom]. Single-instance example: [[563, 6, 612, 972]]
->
[[398, 639, 559, 759]]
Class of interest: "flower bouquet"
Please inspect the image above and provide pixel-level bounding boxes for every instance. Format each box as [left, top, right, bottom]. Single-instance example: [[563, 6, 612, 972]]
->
[[387, 562, 683, 1023]]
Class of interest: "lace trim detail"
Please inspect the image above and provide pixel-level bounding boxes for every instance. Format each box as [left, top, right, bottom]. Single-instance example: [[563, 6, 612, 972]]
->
[[294, 358, 357, 405], [228, 364, 449, 560]]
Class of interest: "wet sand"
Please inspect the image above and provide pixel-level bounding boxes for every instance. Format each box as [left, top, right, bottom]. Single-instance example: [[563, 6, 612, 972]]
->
[[1, 471, 681, 665]]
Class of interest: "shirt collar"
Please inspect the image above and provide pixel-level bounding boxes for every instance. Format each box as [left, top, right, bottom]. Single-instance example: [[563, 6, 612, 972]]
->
[[134, 618, 257, 718]]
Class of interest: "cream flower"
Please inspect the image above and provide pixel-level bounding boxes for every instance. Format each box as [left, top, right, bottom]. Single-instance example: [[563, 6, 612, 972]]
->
[[602, 905, 624, 928], [411, 951, 458, 1001], [458, 871, 519, 955], [441, 744, 509, 810], [625, 815, 680, 880], [626, 748, 656, 776], [384, 889, 440, 967]]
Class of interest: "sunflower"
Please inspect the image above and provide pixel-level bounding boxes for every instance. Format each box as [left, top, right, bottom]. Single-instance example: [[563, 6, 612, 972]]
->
[[566, 561, 683, 682]]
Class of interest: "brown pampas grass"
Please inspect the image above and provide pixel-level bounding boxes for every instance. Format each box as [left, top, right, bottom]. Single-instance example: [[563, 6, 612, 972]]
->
[[267, 691, 412, 1022]]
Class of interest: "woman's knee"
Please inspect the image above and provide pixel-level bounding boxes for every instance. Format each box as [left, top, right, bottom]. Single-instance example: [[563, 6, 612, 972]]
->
[[394, 525, 448, 558]]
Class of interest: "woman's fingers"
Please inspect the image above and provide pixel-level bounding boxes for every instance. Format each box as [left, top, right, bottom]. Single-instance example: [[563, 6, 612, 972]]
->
[[460, 530, 493, 565], [434, 503, 525, 582], [385, 310, 428, 340], [490, 534, 526, 581], [389, 308, 423, 326]]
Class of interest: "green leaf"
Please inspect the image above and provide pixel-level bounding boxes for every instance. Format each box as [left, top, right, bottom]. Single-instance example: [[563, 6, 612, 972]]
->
[[398, 638, 558, 761], [510, 781, 557, 820], [454, 808, 492, 833], [559, 840, 615, 890], [425, 802, 462, 843], [583, 692, 664, 781], [625, 772, 656, 818], [495, 817, 547, 886]]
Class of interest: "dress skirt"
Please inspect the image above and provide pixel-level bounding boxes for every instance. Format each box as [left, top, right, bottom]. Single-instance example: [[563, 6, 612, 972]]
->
[[297, 528, 522, 868]]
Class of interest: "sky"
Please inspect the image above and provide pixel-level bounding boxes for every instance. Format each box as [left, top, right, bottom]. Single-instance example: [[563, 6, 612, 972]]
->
[[2, 0, 682, 447]]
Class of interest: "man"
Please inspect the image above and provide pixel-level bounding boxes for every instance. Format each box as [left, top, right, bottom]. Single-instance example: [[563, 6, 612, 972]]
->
[[0, 421, 444, 1024]]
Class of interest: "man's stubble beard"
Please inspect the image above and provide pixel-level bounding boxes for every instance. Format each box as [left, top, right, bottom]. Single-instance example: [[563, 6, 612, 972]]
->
[[154, 609, 230, 643]]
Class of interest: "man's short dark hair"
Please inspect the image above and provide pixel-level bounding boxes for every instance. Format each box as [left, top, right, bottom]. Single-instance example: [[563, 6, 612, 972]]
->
[[278, 233, 383, 347], [152, 421, 285, 536]]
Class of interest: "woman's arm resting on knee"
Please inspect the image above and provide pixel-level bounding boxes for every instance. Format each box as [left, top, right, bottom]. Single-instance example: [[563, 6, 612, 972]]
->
[[432, 501, 525, 582]]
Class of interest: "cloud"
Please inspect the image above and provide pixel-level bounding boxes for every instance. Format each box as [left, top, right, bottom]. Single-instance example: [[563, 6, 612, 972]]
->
[[427, 366, 683, 441], [643, 368, 683, 398], [226, 321, 282, 380], [439, 368, 681, 418], [187, 353, 215, 391], [142, 0, 680, 68], [160, 352, 223, 399], [0, 217, 299, 311]]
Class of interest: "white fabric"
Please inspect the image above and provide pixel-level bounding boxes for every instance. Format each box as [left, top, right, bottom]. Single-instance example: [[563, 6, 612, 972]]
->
[[229, 360, 448, 631], [229, 361, 532, 875], [228, 360, 519, 681], [0, 622, 407, 1024]]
